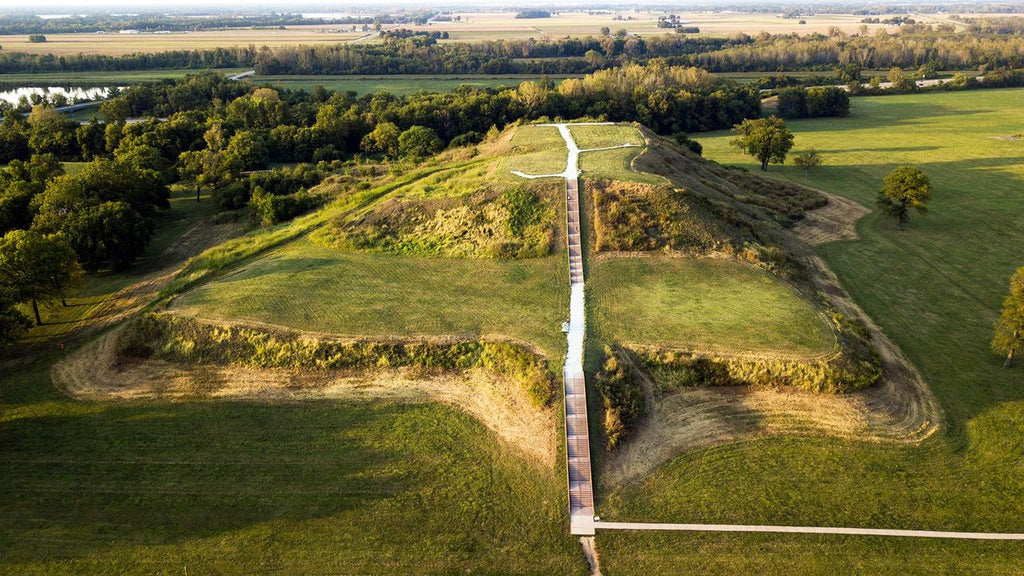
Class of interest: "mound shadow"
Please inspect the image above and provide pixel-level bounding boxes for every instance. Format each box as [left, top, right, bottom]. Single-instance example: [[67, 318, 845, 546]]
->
[[0, 399, 412, 557]]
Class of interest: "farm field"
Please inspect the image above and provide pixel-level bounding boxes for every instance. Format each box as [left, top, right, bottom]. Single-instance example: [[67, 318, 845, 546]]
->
[[589, 256, 835, 357], [404, 10, 927, 40], [0, 27, 367, 56], [596, 89, 1024, 572], [0, 10, 970, 58]]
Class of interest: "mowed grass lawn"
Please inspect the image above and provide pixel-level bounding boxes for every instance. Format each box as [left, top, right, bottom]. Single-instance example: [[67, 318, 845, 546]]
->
[[172, 237, 569, 359], [590, 257, 834, 357], [0, 364, 584, 575], [571, 124, 665, 184], [569, 124, 645, 149], [503, 125, 567, 176], [597, 89, 1024, 573]]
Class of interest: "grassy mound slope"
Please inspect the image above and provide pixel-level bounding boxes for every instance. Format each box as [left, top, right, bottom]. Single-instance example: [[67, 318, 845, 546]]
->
[[598, 89, 1024, 574]]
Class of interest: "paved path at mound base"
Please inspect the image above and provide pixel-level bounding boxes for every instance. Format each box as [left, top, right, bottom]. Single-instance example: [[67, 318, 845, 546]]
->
[[595, 521, 1024, 540]]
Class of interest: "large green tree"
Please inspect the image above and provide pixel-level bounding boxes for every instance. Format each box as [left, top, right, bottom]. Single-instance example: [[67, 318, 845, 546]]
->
[[398, 125, 443, 159], [360, 121, 400, 158], [730, 116, 794, 171], [26, 105, 78, 159], [992, 266, 1024, 368], [876, 166, 932, 229], [0, 230, 79, 325], [61, 202, 150, 272]]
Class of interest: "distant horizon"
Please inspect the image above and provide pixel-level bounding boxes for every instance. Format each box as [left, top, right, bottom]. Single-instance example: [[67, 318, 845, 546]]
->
[[7, 0, 1024, 16]]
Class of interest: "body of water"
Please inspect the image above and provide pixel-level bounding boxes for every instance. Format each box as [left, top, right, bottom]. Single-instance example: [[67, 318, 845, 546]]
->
[[0, 86, 118, 107]]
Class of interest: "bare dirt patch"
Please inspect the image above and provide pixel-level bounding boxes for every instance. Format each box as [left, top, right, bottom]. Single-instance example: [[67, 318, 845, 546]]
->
[[793, 190, 871, 246], [54, 328, 558, 466]]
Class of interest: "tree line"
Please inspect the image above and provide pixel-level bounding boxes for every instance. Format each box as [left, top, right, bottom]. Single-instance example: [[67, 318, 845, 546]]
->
[[10, 27, 1024, 76], [0, 34, 737, 75]]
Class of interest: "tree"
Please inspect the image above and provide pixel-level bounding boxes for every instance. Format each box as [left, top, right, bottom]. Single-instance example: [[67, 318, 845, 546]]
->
[[777, 88, 808, 119], [793, 148, 821, 177], [887, 66, 916, 91], [876, 166, 931, 229], [99, 98, 130, 124], [992, 266, 1024, 368], [63, 201, 150, 272], [177, 149, 206, 202], [224, 130, 270, 171], [730, 116, 794, 171], [360, 121, 400, 158], [398, 126, 443, 159], [0, 230, 79, 325], [76, 120, 106, 160], [26, 105, 78, 159]]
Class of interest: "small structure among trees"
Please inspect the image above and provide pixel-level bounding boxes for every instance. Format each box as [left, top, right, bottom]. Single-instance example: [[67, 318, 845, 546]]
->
[[730, 116, 794, 171], [992, 266, 1024, 368], [876, 166, 932, 229]]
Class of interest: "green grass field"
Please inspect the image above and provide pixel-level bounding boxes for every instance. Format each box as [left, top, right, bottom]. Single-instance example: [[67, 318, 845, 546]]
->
[[569, 124, 645, 149], [505, 125, 568, 176], [171, 238, 569, 358], [590, 256, 834, 357], [596, 89, 1024, 573], [571, 125, 665, 184], [0, 362, 584, 575]]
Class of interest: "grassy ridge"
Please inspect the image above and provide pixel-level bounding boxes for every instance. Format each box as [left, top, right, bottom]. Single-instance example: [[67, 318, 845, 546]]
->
[[597, 88, 1024, 573]]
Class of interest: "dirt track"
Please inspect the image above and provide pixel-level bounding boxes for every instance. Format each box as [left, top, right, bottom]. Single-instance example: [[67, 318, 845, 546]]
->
[[53, 327, 558, 466]]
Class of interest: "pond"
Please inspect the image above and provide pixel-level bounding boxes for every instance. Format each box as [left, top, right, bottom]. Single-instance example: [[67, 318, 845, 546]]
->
[[0, 86, 120, 107]]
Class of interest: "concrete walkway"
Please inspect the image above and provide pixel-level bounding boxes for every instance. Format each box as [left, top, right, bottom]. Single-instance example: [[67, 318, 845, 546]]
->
[[512, 122, 632, 536], [595, 521, 1024, 540]]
